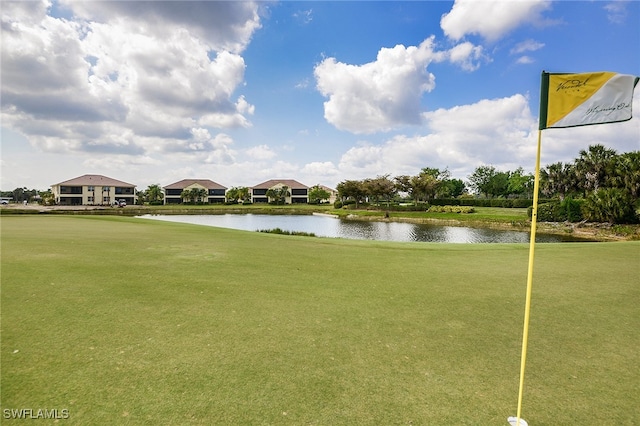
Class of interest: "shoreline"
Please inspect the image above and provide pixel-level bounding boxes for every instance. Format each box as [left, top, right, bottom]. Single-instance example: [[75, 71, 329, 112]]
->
[[2, 203, 638, 241]]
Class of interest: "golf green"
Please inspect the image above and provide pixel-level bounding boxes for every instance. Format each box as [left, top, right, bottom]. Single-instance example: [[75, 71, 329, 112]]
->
[[1, 215, 638, 425]]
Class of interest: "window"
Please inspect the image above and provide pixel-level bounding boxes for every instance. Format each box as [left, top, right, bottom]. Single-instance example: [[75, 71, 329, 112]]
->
[[60, 186, 83, 194], [102, 187, 110, 192], [103, 196, 110, 203], [88, 196, 94, 202], [88, 186, 95, 191]]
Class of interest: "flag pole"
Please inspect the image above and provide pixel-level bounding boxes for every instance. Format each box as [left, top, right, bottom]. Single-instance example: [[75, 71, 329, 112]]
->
[[510, 69, 638, 426], [512, 128, 543, 426]]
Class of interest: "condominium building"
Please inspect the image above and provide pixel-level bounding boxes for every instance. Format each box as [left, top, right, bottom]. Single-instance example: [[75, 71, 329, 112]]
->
[[251, 179, 309, 204], [163, 179, 227, 204], [51, 174, 137, 206]]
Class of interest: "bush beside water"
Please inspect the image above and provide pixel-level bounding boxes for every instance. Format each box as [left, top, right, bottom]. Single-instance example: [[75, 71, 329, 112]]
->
[[257, 228, 316, 237], [530, 194, 639, 224]]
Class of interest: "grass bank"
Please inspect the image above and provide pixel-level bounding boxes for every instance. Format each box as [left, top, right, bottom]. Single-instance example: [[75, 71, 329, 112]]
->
[[1, 216, 639, 425]]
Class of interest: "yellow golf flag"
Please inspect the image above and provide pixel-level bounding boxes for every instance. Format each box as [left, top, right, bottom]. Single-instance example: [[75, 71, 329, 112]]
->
[[513, 70, 638, 426], [539, 71, 639, 130]]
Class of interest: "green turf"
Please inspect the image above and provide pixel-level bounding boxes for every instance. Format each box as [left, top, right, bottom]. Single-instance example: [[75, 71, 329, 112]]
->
[[1, 216, 638, 425]]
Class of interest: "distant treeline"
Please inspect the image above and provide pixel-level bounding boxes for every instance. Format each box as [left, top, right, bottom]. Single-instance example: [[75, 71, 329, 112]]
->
[[334, 145, 640, 224]]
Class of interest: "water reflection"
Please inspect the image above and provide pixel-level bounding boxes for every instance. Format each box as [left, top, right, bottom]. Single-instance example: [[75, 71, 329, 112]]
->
[[138, 214, 591, 243]]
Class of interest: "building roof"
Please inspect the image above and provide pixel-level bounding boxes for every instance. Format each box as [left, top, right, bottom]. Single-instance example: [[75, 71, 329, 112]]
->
[[53, 174, 136, 187], [317, 184, 337, 192], [251, 179, 308, 189], [163, 179, 227, 190]]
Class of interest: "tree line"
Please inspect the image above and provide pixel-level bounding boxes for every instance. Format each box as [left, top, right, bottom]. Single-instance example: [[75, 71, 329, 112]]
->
[[335, 145, 639, 223], [335, 166, 533, 207], [0, 188, 54, 205]]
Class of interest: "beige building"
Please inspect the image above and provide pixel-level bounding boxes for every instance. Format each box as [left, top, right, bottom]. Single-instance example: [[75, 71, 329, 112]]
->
[[51, 174, 137, 206], [163, 179, 227, 204], [251, 179, 309, 204]]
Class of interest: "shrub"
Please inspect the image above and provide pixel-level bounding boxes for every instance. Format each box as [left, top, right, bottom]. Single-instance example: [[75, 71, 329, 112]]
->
[[257, 228, 316, 237], [427, 205, 475, 214], [531, 199, 583, 222], [333, 200, 343, 209], [560, 197, 584, 222], [583, 188, 638, 224], [533, 202, 560, 222]]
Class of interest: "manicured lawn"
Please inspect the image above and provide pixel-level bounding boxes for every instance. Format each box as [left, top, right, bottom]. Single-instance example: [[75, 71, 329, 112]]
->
[[1, 216, 638, 425]]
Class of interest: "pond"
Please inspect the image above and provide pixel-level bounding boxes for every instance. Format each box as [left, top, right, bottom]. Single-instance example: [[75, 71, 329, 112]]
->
[[138, 214, 592, 243]]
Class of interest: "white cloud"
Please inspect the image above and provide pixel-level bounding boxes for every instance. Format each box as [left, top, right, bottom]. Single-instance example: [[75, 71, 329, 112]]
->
[[332, 92, 640, 184], [441, 0, 552, 41], [314, 36, 494, 134], [60, 0, 262, 54], [447, 42, 487, 71], [1, 1, 259, 158], [83, 154, 161, 172], [295, 78, 310, 89], [603, 1, 629, 24], [302, 161, 339, 176], [335, 94, 539, 181], [293, 9, 313, 25], [314, 37, 440, 134], [299, 162, 340, 187], [339, 144, 385, 171], [510, 39, 545, 55], [245, 144, 276, 160], [516, 56, 535, 65]]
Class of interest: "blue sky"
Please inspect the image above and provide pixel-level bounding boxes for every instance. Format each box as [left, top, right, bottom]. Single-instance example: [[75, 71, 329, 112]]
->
[[1, 0, 639, 191]]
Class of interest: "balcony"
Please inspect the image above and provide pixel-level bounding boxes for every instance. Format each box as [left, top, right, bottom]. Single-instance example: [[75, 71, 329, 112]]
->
[[60, 186, 82, 194]]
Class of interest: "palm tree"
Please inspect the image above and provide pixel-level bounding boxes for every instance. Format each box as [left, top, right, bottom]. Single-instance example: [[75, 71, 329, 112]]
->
[[189, 188, 207, 204], [541, 162, 575, 200], [607, 151, 640, 199], [146, 184, 164, 204], [180, 189, 191, 204], [266, 186, 290, 204], [574, 144, 617, 195]]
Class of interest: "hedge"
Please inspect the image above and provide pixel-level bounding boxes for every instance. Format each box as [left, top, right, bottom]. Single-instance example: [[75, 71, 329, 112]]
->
[[333, 198, 554, 210], [429, 198, 542, 208], [527, 198, 585, 222]]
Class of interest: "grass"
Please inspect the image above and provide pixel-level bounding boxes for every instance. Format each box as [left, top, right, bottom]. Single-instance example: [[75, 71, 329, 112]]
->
[[1, 215, 638, 425]]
